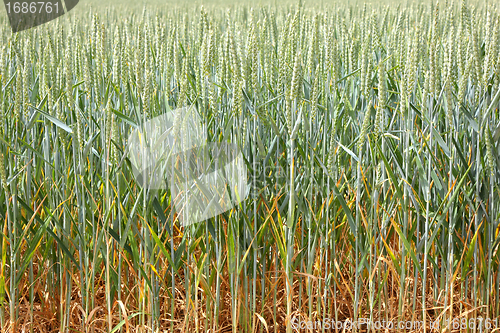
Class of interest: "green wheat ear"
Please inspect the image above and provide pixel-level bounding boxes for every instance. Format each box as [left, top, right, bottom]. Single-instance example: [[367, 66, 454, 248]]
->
[[358, 101, 372, 153]]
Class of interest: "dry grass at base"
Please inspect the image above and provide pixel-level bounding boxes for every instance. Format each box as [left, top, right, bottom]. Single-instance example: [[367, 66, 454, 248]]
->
[[3, 250, 494, 333]]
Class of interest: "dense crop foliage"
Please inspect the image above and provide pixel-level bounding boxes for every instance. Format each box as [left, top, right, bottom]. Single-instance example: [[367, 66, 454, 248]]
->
[[0, 1, 499, 332]]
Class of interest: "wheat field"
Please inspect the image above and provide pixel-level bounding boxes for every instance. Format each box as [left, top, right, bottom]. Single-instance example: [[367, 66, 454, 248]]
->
[[0, 0, 499, 332]]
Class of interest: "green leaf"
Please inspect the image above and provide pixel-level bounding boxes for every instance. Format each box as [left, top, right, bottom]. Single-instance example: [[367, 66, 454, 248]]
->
[[30, 104, 73, 133], [112, 107, 138, 128]]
